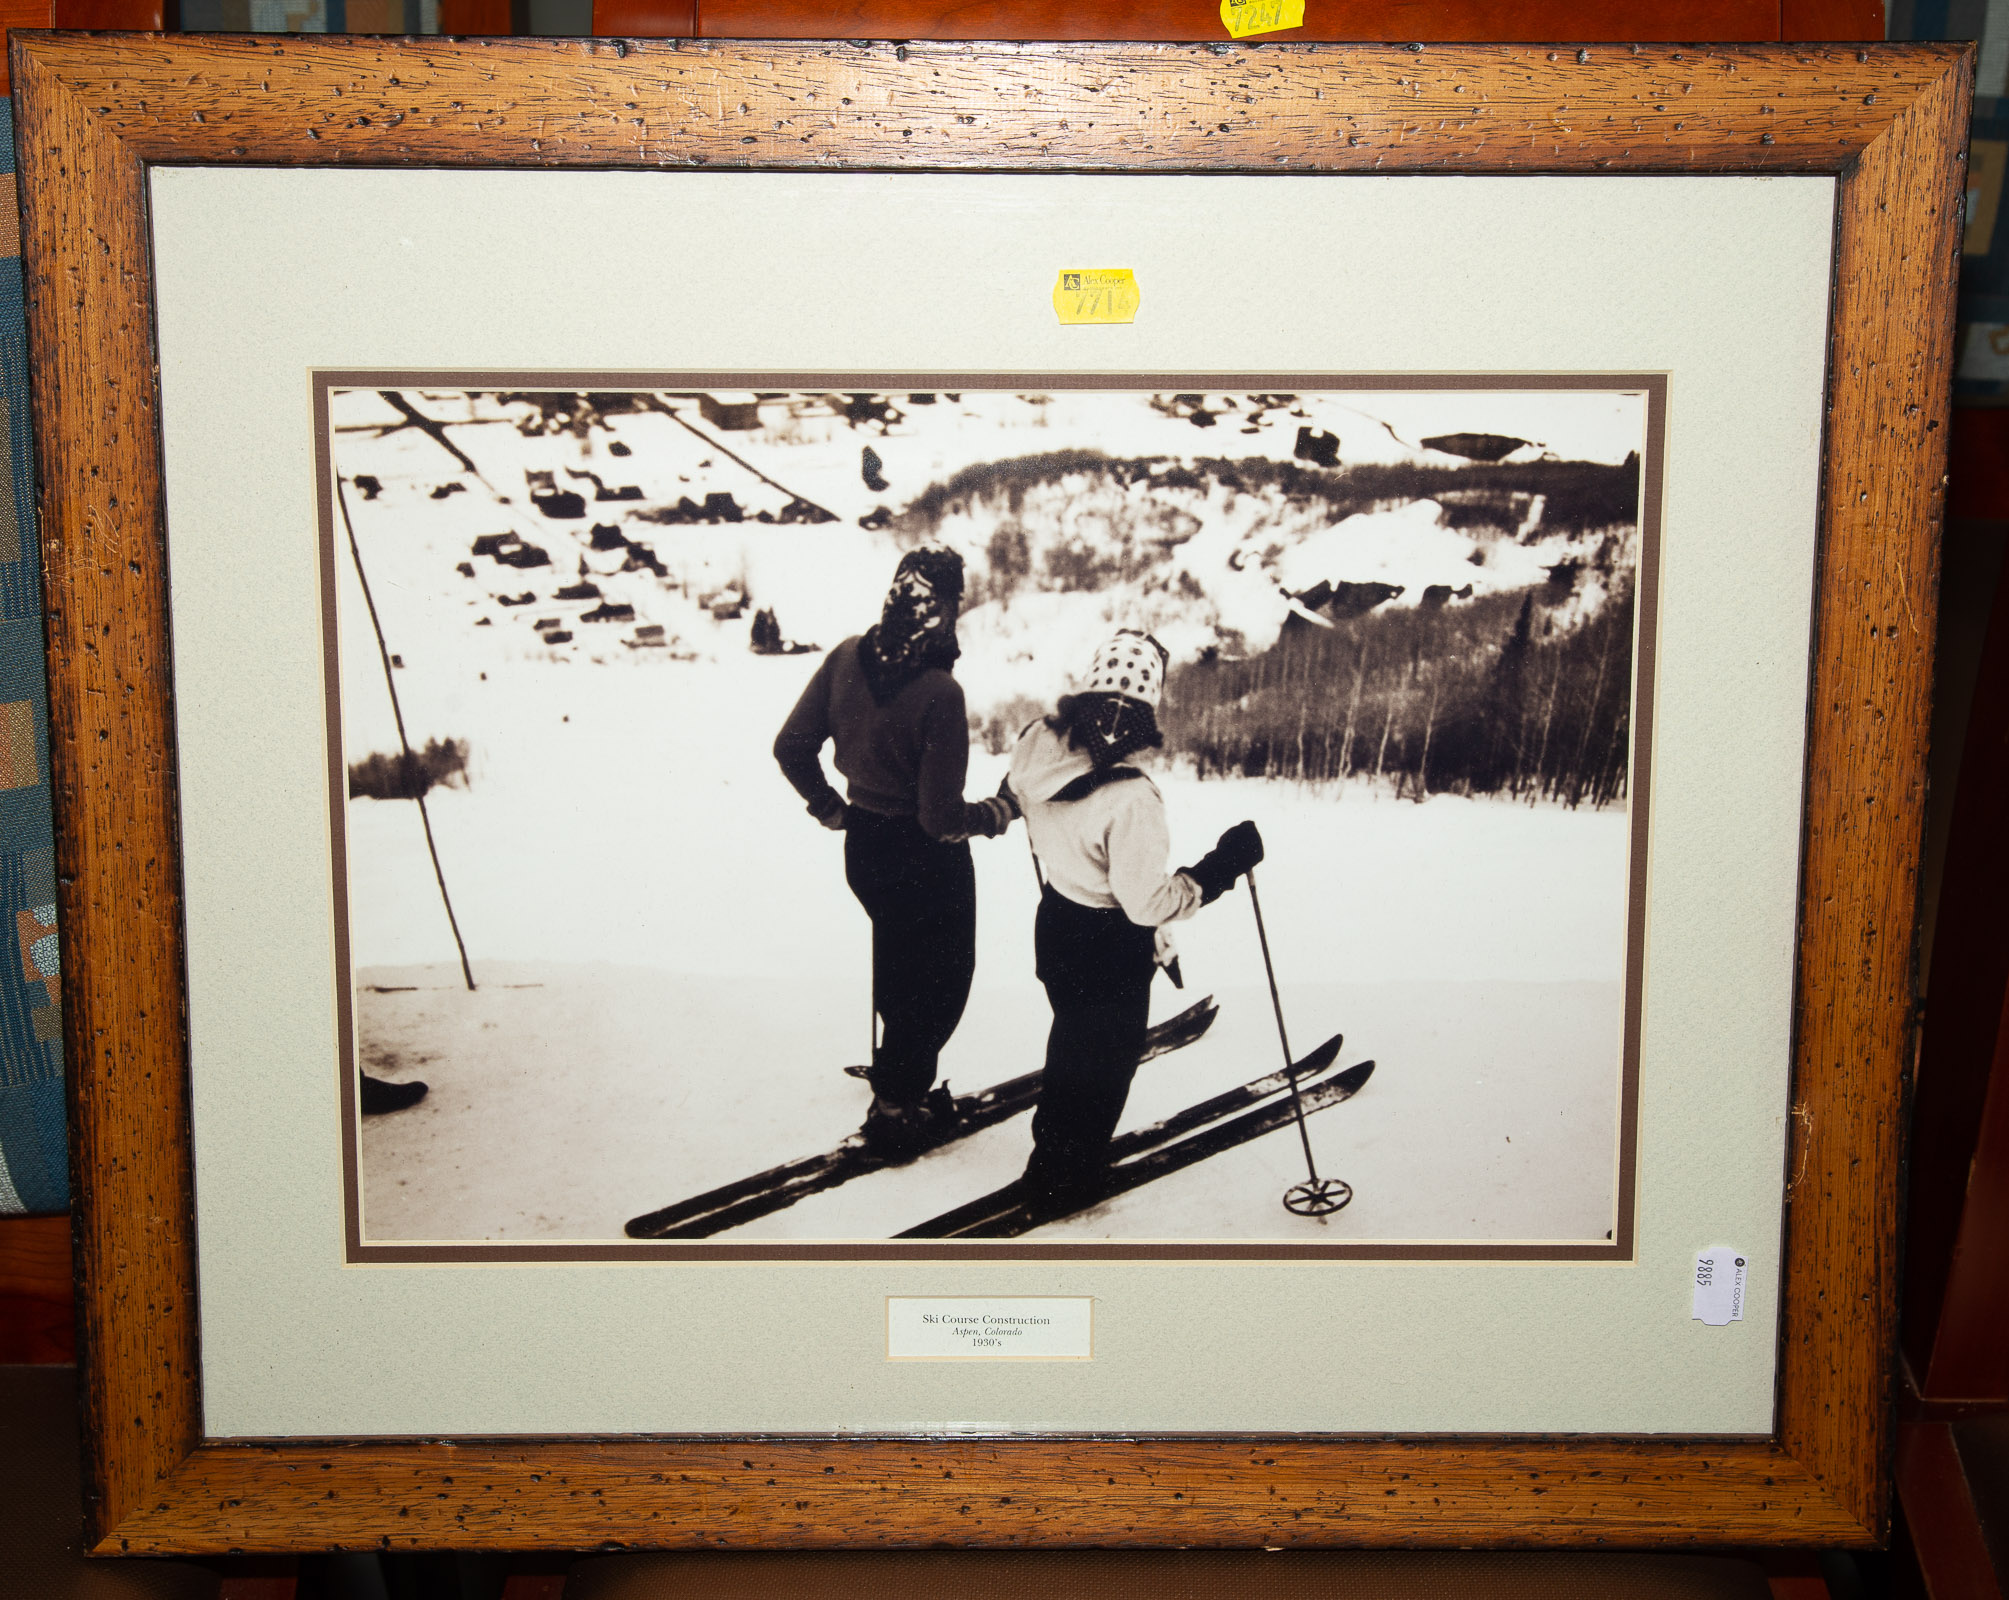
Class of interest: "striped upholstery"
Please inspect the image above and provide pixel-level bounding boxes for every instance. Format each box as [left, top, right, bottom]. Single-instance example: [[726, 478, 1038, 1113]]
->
[[0, 98, 67, 1217]]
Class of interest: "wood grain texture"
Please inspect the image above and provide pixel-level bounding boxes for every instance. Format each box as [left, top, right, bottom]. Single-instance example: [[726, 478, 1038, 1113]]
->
[[437, 0, 515, 34], [92, 1436, 1874, 1553], [0, 37, 1968, 173], [592, 0, 693, 36], [0, 1212, 75, 1363], [606, 0, 1887, 43], [0, 0, 49, 94], [7, 33, 1964, 1556], [688, 0, 1783, 42], [1894, 1421, 2002, 1598], [13, 30, 200, 1551], [1782, 0, 1888, 40], [1777, 39, 1966, 1537], [48, 0, 164, 26]]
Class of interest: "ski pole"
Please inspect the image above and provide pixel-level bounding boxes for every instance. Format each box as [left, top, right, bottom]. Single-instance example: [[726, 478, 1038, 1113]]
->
[[1247, 866, 1352, 1218], [336, 472, 475, 993]]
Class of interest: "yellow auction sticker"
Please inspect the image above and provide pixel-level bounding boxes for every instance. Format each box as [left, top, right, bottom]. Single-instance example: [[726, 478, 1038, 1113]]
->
[[1053, 269, 1140, 325], [1220, 0, 1304, 36]]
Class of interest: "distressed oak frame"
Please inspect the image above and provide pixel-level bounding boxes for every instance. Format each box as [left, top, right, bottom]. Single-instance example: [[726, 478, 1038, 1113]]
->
[[13, 32, 1964, 1554]]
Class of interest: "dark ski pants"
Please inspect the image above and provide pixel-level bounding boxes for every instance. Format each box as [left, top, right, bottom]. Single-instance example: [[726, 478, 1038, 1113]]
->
[[1024, 887, 1156, 1201], [844, 808, 976, 1105]]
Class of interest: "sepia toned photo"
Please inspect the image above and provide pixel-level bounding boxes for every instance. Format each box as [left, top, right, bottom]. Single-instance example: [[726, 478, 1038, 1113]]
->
[[322, 376, 1659, 1259]]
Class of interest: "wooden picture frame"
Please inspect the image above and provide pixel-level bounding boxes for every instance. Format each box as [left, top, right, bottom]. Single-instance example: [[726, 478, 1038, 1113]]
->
[[14, 32, 1966, 1553]]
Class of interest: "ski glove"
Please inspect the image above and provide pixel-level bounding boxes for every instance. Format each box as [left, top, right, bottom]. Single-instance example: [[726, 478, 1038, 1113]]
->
[[1182, 819, 1264, 904], [963, 777, 1023, 840], [964, 795, 1017, 839]]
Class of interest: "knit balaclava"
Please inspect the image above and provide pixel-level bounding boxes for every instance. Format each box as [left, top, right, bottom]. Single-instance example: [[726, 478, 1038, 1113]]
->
[[860, 545, 964, 702]]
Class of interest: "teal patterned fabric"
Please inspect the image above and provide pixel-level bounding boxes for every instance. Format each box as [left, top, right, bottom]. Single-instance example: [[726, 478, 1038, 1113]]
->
[[0, 97, 66, 1216]]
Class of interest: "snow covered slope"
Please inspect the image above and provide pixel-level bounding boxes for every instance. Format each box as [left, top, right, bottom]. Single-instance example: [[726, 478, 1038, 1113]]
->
[[331, 385, 1646, 732]]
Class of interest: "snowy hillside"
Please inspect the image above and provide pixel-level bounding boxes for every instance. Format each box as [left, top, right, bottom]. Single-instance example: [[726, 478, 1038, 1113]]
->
[[329, 386, 1645, 729]]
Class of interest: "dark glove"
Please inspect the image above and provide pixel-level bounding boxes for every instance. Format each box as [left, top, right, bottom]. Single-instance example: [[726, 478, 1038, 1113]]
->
[[1182, 820, 1264, 904], [961, 777, 1023, 841], [964, 795, 1016, 839]]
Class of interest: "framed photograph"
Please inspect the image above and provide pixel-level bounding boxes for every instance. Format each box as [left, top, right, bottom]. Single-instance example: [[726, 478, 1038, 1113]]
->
[[16, 31, 1966, 1552], [326, 372, 1656, 1264]]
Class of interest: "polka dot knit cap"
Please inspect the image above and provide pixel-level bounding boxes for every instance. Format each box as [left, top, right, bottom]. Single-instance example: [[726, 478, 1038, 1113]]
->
[[1080, 629, 1168, 709]]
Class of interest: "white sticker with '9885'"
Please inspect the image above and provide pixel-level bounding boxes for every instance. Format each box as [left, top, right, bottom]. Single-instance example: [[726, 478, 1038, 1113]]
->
[[1692, 1247, 1748, 1326]]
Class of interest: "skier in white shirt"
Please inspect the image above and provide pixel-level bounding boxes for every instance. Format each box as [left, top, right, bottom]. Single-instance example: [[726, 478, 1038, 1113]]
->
[[1004, 629, 1264, 1214]]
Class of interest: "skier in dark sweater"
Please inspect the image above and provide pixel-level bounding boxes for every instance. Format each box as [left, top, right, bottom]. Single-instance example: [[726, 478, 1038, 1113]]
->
[[1006, 629, 1264, 1215], [773, 546, 1014, 1160]]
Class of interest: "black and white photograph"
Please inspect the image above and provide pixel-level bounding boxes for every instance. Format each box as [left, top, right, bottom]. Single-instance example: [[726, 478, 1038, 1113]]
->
[[322, 376, 1658, 1257]]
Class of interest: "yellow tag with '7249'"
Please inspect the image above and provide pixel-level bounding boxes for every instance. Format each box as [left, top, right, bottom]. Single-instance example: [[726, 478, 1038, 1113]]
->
[[1053, 270, 1140, 325], [1220, 0, 1304, 35]]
